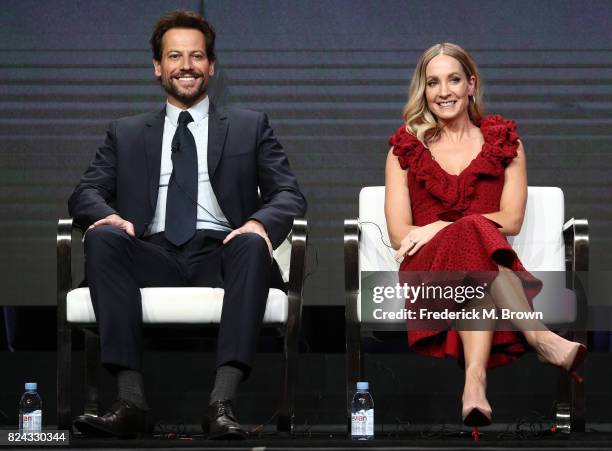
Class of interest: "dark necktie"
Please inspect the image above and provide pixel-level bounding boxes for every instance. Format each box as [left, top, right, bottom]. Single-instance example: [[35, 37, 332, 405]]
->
[[165, 111, 198, 246]]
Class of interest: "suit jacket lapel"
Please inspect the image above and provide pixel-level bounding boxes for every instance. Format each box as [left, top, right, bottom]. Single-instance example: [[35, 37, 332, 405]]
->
[[208, 103, 228, 179], [144, 108, 165, 211]]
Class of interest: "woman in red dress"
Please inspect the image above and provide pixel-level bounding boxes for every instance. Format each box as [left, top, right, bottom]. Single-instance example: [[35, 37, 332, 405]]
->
[[384, 43, 586, 431]]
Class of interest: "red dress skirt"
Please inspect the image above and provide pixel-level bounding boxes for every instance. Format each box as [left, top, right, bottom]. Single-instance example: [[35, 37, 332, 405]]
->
[[389, 115, 541, 369]]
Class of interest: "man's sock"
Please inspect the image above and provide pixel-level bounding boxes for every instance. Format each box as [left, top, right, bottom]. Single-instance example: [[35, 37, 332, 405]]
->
[[209, 365, 244, 405], [116, 369, 148, 410]]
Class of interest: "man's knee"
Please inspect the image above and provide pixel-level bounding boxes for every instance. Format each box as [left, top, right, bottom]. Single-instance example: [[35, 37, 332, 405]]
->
[[226, 232, 269, 257], [84, 225, 132, 259]]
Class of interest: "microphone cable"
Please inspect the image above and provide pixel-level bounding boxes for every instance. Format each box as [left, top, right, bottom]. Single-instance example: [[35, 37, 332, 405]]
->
[[166, 173, 232, 230], [357, 220, 394, 250]]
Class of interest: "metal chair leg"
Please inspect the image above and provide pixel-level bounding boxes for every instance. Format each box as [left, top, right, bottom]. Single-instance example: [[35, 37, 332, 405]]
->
[[277, 330, 295, 434], [277, 294, 301, 434], [570, 332, 586, 432], [83, 330, 100, 416], [56, 325, 72, 430], [345, 320, 363, 434]]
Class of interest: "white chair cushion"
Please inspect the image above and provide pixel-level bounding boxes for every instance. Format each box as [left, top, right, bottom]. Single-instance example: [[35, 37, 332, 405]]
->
[[67, 287, 288, 325]]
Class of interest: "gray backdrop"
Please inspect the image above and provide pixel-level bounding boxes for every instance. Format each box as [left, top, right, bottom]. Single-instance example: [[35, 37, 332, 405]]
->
[[1, 0, 611, 306]]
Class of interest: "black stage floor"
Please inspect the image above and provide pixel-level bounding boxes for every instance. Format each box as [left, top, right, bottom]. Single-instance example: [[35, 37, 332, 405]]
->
[[10, 427, 610, 451], [63, 433, 612, 451]]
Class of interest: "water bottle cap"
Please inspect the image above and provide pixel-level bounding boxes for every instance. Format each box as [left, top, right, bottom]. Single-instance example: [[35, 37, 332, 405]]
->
[[356, 381, 369, 390], [25, 382, 37, 391]]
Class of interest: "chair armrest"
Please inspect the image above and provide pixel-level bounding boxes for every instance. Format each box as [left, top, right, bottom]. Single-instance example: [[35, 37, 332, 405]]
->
[[286, 218, 308, 327], [57, 218, 74, 308], [344, 219, 360, 323], [562, 217, 589, 337], [563, 218, 589, 272]]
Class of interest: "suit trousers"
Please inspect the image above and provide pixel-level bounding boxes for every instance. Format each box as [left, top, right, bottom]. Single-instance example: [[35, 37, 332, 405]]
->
[[83, 225, 285, 373]]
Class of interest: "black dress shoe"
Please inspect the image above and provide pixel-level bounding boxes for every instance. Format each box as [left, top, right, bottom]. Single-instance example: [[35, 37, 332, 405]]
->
[[72, 399, 148, 438], [207, 400, 247, 440]]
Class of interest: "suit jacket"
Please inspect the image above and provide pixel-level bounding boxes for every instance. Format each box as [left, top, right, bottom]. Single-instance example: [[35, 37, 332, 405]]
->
[[68, 102, 307, 249]]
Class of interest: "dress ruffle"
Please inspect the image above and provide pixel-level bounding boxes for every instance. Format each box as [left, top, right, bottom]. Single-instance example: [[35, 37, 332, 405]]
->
[[389, 115, 520, 213]]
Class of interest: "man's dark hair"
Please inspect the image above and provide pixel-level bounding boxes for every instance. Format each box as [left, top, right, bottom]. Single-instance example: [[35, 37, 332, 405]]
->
[[150, 10, 216, 62]]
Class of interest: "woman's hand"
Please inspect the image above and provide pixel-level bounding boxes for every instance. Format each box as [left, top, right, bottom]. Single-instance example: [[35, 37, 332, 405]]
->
[[395, 220, 450, 261]]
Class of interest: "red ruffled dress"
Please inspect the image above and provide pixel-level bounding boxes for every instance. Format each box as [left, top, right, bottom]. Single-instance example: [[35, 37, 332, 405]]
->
[[389, 115, 541, 369]]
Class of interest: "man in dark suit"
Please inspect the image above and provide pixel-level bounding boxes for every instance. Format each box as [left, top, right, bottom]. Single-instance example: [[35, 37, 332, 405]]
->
[[69, 11, 306, 439]]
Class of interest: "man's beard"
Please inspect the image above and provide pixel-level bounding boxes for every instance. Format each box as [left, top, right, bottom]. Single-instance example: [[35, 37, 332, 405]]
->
[[160, 71, 208, 106]]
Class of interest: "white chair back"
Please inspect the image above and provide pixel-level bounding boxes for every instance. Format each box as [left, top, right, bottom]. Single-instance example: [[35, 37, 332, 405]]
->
[[359, 186, 399, 272], [508, 186, 565, 271], [274, 238, 291, 283], [358, 186, 565, 273]]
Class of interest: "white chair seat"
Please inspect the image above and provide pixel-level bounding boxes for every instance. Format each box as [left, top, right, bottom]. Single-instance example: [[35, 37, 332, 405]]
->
[[66, 236, 293, 325], [66, 287, 288, 324]]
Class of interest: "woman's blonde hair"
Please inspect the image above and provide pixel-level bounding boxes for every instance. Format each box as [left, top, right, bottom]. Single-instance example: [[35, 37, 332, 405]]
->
[[402, 43, 484, 144]]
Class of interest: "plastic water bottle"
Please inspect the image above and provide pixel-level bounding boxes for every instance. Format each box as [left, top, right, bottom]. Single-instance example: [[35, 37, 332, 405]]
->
[[19, 382, 42, 433], [351, 381, 374, 440]]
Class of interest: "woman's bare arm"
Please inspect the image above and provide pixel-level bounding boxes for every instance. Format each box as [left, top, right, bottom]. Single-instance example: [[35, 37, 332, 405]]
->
[[481, 141, 528, 236], [385, 148, 417, 249]]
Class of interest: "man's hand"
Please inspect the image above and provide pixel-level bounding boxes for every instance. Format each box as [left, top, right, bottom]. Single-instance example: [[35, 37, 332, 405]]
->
[[87, 214, 135, 237], [223, 220, 273, 257]]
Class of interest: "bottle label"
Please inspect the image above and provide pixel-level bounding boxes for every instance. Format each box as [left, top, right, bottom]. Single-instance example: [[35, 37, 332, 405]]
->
[[351, 408, 374, 437], [20, 410, 42, 433]]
